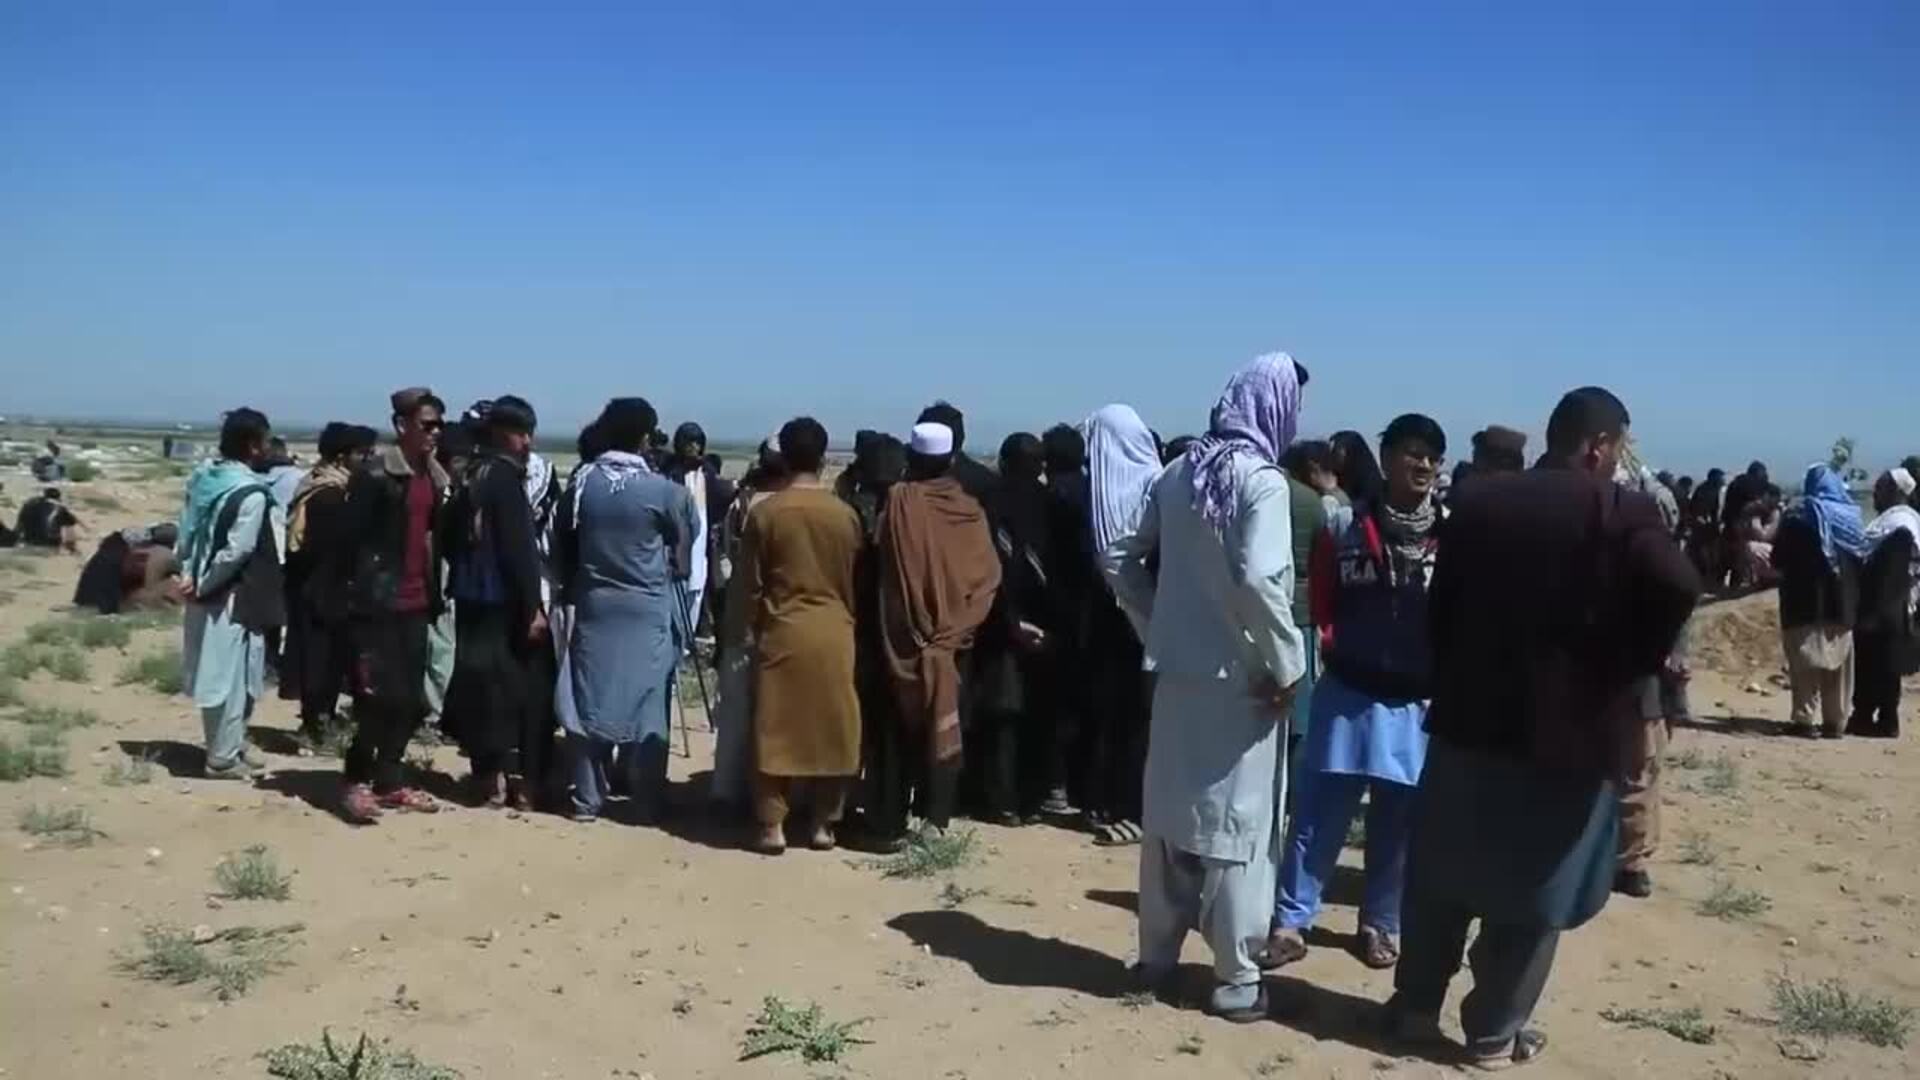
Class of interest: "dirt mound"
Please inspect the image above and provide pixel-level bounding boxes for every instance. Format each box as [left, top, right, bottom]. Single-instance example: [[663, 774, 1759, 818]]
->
[[1690, 591, 1786, 682]]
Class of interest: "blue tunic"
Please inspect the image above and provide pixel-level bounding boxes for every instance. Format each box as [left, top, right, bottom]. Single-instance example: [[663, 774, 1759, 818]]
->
[[565, 463, 695, 745], [1298, 672, 1428, 787]]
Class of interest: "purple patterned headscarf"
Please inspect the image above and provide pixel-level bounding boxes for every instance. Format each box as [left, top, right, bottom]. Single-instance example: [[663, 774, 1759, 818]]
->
[[1186, 352, 1303, 534]]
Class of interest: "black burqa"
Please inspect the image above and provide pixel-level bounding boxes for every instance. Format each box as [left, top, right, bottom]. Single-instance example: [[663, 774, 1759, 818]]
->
[[840, 436, 920, 837], [965, 435, 1058, 819]]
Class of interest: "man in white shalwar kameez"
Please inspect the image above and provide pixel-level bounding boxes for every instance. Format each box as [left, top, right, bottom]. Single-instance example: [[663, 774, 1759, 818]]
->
[[1106, 353, 1308, 1021]]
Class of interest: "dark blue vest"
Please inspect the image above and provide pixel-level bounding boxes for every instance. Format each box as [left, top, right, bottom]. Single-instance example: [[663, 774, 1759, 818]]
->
[[1320, 501, 1437, 703]]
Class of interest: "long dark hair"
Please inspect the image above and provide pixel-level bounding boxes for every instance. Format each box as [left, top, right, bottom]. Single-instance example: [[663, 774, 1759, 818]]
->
[[1330, 430, 1384, 504]]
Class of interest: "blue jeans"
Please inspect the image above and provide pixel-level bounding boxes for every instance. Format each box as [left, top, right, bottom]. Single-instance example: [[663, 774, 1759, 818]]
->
[[1274, 770, 1415, 934], [1285, 631, 1319, 817]]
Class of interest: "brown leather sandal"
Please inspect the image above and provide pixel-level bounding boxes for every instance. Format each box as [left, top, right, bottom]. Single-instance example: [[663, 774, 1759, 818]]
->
[[1469, 1029, 1547, 1071], [1358, 925, 1401, 969], [1257, 930, 1309, 970]]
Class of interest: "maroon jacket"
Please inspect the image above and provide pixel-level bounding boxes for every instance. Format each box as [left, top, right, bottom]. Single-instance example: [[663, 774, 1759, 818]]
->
[[1425, 463, 1701, 781]]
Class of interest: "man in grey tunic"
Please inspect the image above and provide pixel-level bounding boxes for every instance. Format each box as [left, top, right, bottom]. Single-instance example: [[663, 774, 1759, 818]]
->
[[1107, 353, 1308, 1022], [557, 398, 697, 823]]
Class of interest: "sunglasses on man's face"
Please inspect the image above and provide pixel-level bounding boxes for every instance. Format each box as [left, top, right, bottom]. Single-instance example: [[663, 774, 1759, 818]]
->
[[415, 418, 445, 433]]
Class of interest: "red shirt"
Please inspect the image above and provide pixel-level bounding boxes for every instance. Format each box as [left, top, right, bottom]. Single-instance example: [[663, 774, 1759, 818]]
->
[[393, 472, 434, 613]]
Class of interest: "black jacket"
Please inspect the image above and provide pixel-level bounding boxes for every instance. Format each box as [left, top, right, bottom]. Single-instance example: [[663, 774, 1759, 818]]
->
[[343, 446, 451, 619], [665, 460, 736, 537], [1042, 472, 1097, 657], [1773, 517, 1860, 631], [1856, 530, 1918, 673], [286, 484, 357, 623], [444, 449, 544, 630], [973, 477, 1055, 712], [16, 497, 75, 548], [949, 453, 1000, 507], [1426, 466, 1700, 780], [1722, 474, 1766, 530]]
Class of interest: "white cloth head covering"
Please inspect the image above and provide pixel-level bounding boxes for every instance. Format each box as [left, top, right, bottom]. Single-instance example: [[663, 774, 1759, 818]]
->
[[568, 448, 652, 533], [1864, 497, 1920, 614], [1891, 467, 1916, 498], [1083, 404, 1162, 555], [525, 451, 555, 520], [1867, 503, 1920, 546], [910, 422, 954, 457]]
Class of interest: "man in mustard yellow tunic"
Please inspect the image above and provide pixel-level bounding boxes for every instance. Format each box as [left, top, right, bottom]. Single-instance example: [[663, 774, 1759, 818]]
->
[[737, 416, 866, 854]]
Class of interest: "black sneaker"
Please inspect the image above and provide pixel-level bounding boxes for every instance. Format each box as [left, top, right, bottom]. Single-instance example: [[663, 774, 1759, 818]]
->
[[1613, 869, 1653, 899]]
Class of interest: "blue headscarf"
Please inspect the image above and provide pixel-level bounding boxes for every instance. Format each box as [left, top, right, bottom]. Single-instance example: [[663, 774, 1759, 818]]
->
[[1787, 464, 1867, 571], [176, 459, 261, 579], [1185, 352, 1303, 534]]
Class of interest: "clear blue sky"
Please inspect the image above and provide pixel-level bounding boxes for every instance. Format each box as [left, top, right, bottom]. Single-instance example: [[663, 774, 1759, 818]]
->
[[3, 2, 1914, 474]]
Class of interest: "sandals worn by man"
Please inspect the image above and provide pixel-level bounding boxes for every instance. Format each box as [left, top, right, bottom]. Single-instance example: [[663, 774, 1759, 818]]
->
[[1093, 820, 1143, 847], [378, 787, 442, 814], [339, 782, 383, 826], [203, 758, 256, 782], [1357, 925, 1401, 969], [1468, 1030, 1547, 1072], [751, 824, 788, 857], [1257, 929, 1309, 971]]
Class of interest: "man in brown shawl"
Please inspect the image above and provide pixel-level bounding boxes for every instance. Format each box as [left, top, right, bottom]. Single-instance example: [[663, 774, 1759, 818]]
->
[[877, 422, 1002, 845]]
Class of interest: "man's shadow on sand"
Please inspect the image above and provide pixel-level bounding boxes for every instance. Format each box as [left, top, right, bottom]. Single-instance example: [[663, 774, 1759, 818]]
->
[[885, 908, 1404, 1058], [1672, 712, 1803, 739], [1083, 883, 1368, 962]]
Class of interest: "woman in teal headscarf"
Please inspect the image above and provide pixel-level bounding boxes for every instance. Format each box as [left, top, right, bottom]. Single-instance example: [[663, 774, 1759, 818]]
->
[[177, 408, 278, 778]]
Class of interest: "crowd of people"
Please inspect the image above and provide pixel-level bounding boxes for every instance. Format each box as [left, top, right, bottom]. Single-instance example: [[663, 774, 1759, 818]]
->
[[1618, 456, 1920, 741], [149, 356, 1919, 1069]]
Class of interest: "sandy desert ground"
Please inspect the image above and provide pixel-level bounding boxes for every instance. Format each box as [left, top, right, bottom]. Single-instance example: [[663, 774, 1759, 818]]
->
[[1, 466, 1916, 1080]]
